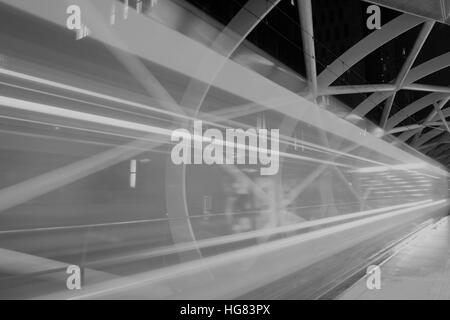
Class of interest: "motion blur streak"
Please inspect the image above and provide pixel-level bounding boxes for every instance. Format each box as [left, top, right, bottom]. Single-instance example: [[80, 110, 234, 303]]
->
[[38, 199, 448, 300], [0, 65, 399, 168], [0, 67, 194, 121], [0, 0, 448, 300]]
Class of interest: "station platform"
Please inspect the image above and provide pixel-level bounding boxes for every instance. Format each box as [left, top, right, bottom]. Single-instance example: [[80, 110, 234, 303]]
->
[[339, 216, 450, 300]]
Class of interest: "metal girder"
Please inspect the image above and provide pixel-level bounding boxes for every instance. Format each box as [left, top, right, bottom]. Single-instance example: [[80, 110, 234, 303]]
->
[[352, 52, 450, 117], [396, 21, 435, 89], [404, 83, 450, 94], [420, 137, 450, 151], [413, 128, 447, 147], [380, 94, 396, 128], [388, 121, 446, 134], [397, 127, 423, 141], [429, 98, 450, 121], [317, 14, 424, 90], [404, 52, 450, 84], [322, 84, 396, 95], [297, 0, 318, 100], [411, 98, 450, 145], [433, 100, 450, 134], [386, 92, 449, 130], [350, 91, 393, 119]]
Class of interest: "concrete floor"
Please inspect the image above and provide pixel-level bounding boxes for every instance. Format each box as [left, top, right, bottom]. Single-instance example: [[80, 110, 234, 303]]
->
[[340, 216, 450, 300]]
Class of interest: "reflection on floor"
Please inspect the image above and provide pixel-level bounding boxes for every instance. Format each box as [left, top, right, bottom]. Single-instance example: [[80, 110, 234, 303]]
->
[[340, 216, 450, 300]]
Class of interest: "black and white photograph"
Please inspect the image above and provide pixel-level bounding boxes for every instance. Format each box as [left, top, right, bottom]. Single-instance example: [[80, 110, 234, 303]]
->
[[0, 0, 449, 304]]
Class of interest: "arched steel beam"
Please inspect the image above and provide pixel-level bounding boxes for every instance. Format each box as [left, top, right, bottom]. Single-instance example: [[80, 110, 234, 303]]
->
[[167, 0, 284, 266], [404, 83, 450, 94], [317, 14, 424, 90], [380, 21, 434, 128], [434, 108, 450, 119], [429, 99, 450, 121], [410, 98, 450, 145], [428, 143, 450, 155], [178, 0, 282, 114], [385, 92, 449, 130], [434, 152, 450, 162], [396, 21, 435, 89], [349, 91, 393, 119], [413, 128, 447, 147], [321, 84, 396, 95], [397, 127, 423, 142], [405, 52, 450, 84], [387, 122, 445, 134], [351, 52, 450, 117], [419, 139, 450, 152], [432, 99, 450, 134]]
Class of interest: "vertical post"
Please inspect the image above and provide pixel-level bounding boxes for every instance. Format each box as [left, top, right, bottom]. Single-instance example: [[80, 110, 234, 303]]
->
[[297, 0, 318, 101], [130, 159, 137, 188]]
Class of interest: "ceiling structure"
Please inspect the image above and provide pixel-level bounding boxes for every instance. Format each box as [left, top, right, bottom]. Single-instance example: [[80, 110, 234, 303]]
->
[[294, 0, 450, 167], [181, 0, 450, 167], [2, 0, 449, 167]]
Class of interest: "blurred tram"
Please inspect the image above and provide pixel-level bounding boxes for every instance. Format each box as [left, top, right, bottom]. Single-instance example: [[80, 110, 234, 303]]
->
[[0, 0, 448, 299]]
